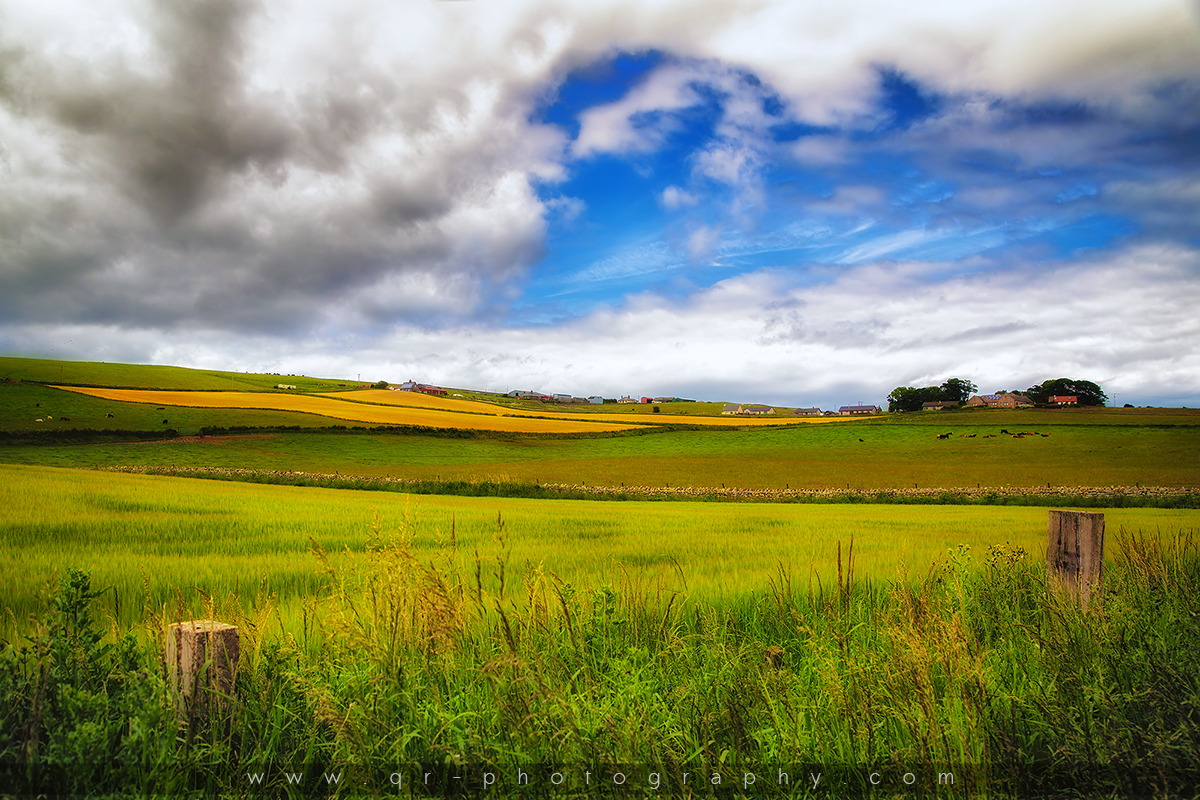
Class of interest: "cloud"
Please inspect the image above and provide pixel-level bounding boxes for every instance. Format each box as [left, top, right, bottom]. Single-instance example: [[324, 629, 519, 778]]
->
[[571, 61, 705, 157], [0, 0, 1197, 406], [10, 243, 1198, 406], [0, 0, 568, 335], [660, 185, 698, 209]]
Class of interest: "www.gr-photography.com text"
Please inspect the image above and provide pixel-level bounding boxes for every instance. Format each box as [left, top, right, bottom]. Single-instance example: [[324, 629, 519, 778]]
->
[[243, 764, 971, 795]]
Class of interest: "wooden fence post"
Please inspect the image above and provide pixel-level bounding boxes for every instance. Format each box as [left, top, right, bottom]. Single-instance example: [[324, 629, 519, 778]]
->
[[166, 620, 239, 729], [1047, 510, 1105, 607]]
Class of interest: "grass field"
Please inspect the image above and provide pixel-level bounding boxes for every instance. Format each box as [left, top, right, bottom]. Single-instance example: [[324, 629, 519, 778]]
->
[[0, 355, 359, 392], [4, 411, 1197, 490], [2, 464, 1198, 797], [3, 464, 1197, 634], [2, 356, 1200, 797]]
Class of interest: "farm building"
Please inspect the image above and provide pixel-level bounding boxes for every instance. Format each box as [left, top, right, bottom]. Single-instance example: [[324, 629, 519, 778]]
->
[[966, 393, 1033, 408], [742, 405, 776, 415], [275, 384, 297, 390], [792, 407, 822, 416], [839, 404, 882, 415], [618, 396, 637, 404], [1050, 395, 1078, 405], [721, 404, 741, 415], [588, 396, 605, 404], [921, 401, 958, 411]]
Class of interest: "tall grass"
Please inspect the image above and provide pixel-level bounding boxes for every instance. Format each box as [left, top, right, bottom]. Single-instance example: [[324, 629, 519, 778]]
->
[[2, 516, 1198, 798], [4, 465, 1198, 640]]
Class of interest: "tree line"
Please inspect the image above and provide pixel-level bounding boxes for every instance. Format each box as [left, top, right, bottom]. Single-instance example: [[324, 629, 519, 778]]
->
[[887, 377, 1107, 412]]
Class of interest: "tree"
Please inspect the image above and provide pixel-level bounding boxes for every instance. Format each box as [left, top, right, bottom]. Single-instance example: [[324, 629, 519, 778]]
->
[[887, 385, 944, 412], [1026, 378, 1107, 406], [940, 377, 978, 403], [888, 377, 977, 411], [374, 380, 389, 389]]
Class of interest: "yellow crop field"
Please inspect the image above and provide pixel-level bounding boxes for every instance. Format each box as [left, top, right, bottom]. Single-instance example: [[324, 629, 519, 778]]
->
[[326, 388, 516, 416], [52, 387, 636, 433], [540, 410, 860, 427], [334, 389, 860, 427]]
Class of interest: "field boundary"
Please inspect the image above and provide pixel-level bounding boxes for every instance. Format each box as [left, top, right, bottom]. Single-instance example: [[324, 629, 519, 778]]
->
[[96, 465, 1200, 507]]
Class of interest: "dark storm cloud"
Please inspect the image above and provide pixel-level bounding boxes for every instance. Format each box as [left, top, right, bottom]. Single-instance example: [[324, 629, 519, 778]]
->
[[0, 0, 559, 336], [33, 0, 292, 222]]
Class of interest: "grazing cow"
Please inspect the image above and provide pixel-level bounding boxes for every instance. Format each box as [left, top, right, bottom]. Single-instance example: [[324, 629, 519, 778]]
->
[[968, 434, 977, 438], [162, 419, 169, 424], [1041, 433, 1050, 437], [858, 438, 864, 442], [105, 413, 114, 418], [35, 419, 42, 423], [46, 416, 52, 420], [1000, 429, 1009, 435], [936, 433, 951, 439], [60, 417, 70, 422]]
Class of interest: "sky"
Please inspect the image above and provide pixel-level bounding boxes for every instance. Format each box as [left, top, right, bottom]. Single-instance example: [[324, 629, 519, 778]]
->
[[1, 0, 1198, 408]]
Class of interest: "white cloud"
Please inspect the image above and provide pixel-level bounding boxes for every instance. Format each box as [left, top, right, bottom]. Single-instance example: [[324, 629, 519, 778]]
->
[[572, 62, 704, 157], [1, 0, 1198, 401], [792, 135, 853, 166], [660, 185, 698, 209], [10, 243, 1198, 406]]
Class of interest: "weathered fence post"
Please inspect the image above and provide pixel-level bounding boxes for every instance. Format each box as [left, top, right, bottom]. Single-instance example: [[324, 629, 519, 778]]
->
[[166, 620, 239, 729], [1047, 510, 1105, 607]]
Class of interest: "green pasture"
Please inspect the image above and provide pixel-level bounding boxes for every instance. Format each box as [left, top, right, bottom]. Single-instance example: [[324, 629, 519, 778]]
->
[[2, 464, 1197, 638], [3, 410, 1198, 489], [0, 355, 359, 393], [2, 357, 1197, 494], [3, 356, 1198, 797], [0, 381, 353, 432]]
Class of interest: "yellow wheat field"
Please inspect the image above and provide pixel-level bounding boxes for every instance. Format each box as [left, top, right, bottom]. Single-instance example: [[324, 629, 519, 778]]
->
[[52, 387, 637, 433], [334, 389, 859, 427], [321, 389, 516, 416], [536, 411, 860, 427]]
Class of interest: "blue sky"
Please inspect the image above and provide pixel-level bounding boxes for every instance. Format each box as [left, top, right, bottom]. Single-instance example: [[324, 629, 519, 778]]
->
[[526, 54, 1141, 315], [1, 0, 1198, 407]]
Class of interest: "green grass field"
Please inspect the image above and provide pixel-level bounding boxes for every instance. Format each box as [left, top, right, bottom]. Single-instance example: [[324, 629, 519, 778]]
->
[[2, 356, 1199, 797], [4, 409, 1198, 490], [2, 464, 1197, 797], [3, 464, 1197, 635], [0, 355, 365, 392]]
